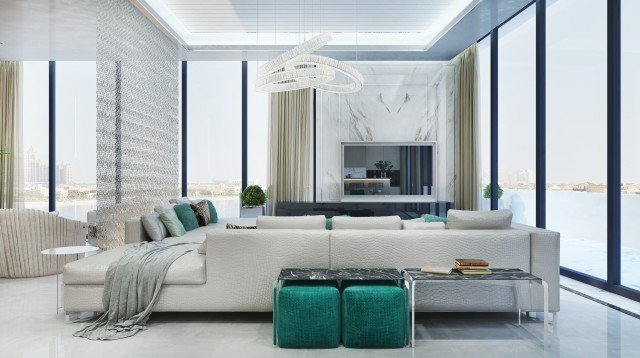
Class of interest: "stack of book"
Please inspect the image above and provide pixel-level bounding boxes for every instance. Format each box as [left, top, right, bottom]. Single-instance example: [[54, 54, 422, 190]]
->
[[455, 259, 491, 275]]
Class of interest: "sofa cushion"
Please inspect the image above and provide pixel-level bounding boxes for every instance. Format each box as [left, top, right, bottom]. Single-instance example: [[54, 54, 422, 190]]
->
[[191, 201, 211, 227], [63, 245, 206, 285], [169, 197, 191, 204], [154, 204, 175, 214], [206, 200, 218, 223], [141, 212, 168, 241], [402, 220, 445, 230], [256, 215, 326, 230], [174, 203, 200, 231], [331, 216, 401, 230], [159, 210, 186, 237], [446, 209, 512, 230], [422, 214, 447, 223]]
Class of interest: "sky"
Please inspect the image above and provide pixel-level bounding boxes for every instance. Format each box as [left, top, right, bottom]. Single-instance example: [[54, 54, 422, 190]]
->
[[20, 0, 640, 187], [479, 0, 640, 184]]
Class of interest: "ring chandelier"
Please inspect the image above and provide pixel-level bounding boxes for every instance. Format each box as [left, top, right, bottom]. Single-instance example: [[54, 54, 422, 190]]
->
[[255, 33, 364, 94]]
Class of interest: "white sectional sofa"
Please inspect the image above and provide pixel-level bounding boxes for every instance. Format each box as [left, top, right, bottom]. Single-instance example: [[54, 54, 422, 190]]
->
[[63, 212, 560, 315]]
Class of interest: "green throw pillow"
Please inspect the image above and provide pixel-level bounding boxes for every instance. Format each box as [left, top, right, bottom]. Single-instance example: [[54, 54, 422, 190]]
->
[[159, 210, 186, 237], [422, 214, 447, 223], [174, 203, 199, 231], [325, 214, 349, 230], [205, 200, 218, 223]]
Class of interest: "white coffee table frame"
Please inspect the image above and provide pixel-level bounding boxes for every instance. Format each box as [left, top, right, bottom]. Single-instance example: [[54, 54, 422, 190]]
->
[[40, 246, 99, 313], [403, 268, 551, 348]]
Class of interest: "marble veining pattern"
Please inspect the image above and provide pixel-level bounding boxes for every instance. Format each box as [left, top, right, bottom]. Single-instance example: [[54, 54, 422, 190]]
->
[[404, 268, 542, 282], [316, 62, 455, 202], [279, 268, 402, 281]]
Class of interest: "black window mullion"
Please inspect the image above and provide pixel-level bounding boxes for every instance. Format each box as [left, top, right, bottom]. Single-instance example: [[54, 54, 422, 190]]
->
[[181, 61, 188, 197], [536, 0, 546, 228], [607, 0, 622, 286], [48, 61, 56, 213], [490, 29, 499, 210]]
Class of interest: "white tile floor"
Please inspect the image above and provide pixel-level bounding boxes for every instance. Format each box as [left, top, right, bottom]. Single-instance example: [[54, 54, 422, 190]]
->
[[1, 275, 639, 358]]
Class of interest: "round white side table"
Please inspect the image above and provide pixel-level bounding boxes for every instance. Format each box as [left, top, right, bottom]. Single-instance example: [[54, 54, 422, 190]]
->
[[41, 246, 99, 313]]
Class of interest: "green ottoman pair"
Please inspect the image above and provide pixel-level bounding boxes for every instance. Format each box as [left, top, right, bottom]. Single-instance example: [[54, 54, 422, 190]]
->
[[341, 281, 407, 348], [274, 281, 340, 348], [274, 279, 406, 349]]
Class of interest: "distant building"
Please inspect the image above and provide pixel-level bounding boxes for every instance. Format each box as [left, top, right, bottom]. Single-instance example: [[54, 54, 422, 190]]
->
[[24, 147, 48, 183], [56, 162, 74, 185]]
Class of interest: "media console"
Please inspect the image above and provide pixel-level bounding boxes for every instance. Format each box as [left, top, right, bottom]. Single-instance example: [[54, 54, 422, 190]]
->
[[275, 201, 454, 219]]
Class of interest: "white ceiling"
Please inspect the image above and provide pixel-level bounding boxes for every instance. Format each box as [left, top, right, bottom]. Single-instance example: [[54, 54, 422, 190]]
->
[[136, 0, 478, 50], [0, 0, 96, 60]]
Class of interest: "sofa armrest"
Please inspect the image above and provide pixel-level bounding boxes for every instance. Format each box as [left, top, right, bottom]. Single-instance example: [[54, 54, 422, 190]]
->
[[125, 217, 150, 244], [512, 223, 560, 312]]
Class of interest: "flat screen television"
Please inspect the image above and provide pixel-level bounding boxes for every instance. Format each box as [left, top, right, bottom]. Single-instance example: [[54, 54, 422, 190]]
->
[[341, 142, 436, 202]]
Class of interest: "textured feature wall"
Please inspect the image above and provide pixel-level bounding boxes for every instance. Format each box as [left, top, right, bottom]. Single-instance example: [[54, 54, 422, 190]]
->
[[96, 0, 179, 249], [315, 62, 455, 202]]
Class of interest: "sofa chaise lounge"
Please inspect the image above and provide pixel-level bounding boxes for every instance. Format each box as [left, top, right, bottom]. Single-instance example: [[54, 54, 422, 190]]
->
[[63, 212, 560, 315]]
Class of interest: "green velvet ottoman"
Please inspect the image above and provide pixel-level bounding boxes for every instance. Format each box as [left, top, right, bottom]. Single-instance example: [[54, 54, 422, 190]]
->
[[274, 281, 340, 348], [341, 280, 406, 348]]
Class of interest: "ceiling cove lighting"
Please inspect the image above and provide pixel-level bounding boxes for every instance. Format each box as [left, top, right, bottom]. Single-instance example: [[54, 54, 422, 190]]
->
[[134, 0, 477, 50], [255, 33, 364, 94]]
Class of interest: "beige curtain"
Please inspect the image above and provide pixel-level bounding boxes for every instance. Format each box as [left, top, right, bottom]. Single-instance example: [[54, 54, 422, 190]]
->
[[267, 88, 313, 215], [453, 44, 478, 210], [0, 61, 23, 209]]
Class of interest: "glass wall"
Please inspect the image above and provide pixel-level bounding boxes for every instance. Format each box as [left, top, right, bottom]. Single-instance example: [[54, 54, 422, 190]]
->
[[497, 6, 536, 225], [247, 61, 269, 190], [546, 0, 607, 280], [55, 62, 97, 221], [621, 0, 640, 290], [187, 62, 242, 218], [21, 61, 49, 211], [477, 36, 491, 210]]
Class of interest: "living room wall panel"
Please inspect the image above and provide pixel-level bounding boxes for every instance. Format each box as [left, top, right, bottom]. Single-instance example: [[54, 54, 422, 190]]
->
[[95, 0, 179, 249], [315, 62, 455, 202]]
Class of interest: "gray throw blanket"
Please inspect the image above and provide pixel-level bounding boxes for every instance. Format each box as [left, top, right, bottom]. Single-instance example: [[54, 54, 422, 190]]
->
[[74, 241, 196, 340]]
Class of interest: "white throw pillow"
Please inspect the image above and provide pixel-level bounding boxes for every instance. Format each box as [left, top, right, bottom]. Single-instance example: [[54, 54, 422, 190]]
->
[[446, 209, 512, 230], [402, 220, 445, 230], [331, 216, 402, 230], [154, 204, 176, 214], [169, 197, 191, 204], [256, 215, 326, 230]]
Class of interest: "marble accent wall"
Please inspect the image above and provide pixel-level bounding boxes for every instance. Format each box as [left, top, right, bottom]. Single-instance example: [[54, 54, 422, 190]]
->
[[315, 62, 455, 202]]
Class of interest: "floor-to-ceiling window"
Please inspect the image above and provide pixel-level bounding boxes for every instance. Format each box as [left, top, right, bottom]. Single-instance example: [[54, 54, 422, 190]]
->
[[55, 61, 97, 221], [621, 0, 640, 291], [547, 0, 608, 280], [497, 6, 536, 225], [21, 61, 49, 211], [187, 62, 242, 218], [247, 61, 269, 190], [477, 36, 491, 210]]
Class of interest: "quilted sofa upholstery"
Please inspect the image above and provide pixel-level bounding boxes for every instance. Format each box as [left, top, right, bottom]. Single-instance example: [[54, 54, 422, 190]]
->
[[63, 217, 560, 314]]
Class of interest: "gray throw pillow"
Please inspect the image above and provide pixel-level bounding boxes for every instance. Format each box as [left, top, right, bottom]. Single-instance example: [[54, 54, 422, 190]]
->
[[154, 204, 175, 214], [141, 213, 169, 241], [446, 209, 513, 230], [169, 197, 191, 204]]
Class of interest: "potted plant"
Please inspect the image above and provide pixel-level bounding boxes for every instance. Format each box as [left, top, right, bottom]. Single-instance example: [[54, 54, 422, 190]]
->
[[373, 160, 394, 178], [240, 185, 267, 218], [482, 184, 504, 210]]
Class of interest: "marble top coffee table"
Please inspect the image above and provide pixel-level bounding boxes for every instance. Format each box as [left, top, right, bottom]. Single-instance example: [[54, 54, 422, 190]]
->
[[403, 268, 549, 348], [278, 268, 403, 282]]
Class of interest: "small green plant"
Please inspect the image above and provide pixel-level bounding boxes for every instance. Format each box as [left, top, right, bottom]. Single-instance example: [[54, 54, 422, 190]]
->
[[374, 160, 394, 172], [241, 185, 266, 207], [0, 150, 10, 156], [483, 184, 504, 199]]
